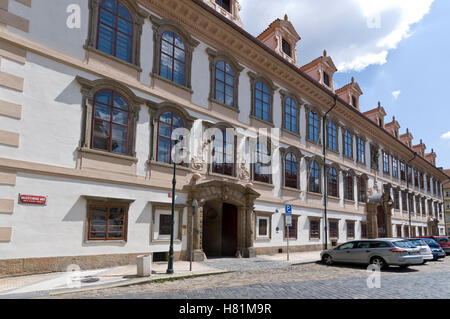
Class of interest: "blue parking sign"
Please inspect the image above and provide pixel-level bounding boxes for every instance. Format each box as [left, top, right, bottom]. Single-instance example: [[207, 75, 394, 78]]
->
[[285, 204, 292, 216]]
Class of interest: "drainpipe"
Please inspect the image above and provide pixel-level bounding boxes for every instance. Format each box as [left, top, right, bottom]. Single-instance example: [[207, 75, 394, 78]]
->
[[322, 94, 338, 250], [406, 152, 417, 237]]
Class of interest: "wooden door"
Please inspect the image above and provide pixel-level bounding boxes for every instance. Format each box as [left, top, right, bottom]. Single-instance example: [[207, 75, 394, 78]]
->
[[221, 203, 238, 256]]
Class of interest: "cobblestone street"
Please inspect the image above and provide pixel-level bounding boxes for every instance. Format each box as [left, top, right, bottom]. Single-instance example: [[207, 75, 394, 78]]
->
[[46, 257, 450, 299]]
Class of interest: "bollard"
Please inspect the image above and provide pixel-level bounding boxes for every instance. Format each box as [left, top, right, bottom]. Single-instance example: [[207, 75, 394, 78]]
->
[[137, 254, 152, 277]]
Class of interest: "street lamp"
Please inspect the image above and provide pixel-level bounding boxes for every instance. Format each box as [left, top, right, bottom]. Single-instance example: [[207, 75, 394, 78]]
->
[[167, 135, 184, 275], [190, 199, 198, 272]]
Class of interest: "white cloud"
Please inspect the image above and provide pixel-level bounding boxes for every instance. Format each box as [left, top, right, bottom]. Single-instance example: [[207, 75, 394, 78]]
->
[[392, 90, 401, 100], [240, 0, 434, 72], [441, 132, 450, 140]]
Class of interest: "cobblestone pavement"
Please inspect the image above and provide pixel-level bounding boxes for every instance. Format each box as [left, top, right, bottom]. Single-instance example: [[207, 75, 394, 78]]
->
[[46, 257, 450, 299]]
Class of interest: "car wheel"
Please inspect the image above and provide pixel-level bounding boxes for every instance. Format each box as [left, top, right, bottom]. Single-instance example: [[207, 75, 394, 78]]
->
[[370, 256, 387, 270], [322, 254, 333, 266]]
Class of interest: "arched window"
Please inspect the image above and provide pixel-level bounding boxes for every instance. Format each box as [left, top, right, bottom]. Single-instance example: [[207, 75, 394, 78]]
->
[[157, 111, 184, 164], [92, 90, 129, 155], [284, 98, 298, 134], [285, 153, 298, 189], [160, 31, 186, 86], [344, 172, 354, 201], [358, 176, 367, 203], [97, 0, 134, 63], [327, 167, 338, 198], [212, 128, 234, 176], [215, 61, 235, 107], [343, 129, 353, 158], [309, 160, 320, 193], [254, 140, 271, 183], [254, 81, 271, 122], [327, 121, 337, 151], [308, 110, 319, 143]]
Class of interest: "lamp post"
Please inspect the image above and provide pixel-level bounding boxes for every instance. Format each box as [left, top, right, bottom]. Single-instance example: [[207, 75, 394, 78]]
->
[[167, 136, 184, 275], [190, 199, 198, 272]]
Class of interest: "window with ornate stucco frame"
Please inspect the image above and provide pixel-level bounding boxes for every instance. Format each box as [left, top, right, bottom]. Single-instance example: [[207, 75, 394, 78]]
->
[[150, 15, 199, 91], [206, 48, 243, 111], [254, 211, 272, 241], [248, 71, 278, 126], [326, 115, 339, 153], [306, 156, 323, 194], [305, 104, 322, 145], [85, 0, 148, 68], [280, 146, 303, 190], [280, 90, 301, 137], [147, 101, 195, 166], [76, 76, 144, 159], [309, 216, 322, 240]]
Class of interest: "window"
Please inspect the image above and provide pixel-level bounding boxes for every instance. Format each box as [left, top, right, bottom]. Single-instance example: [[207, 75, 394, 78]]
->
[[282, 38, 292, 57], [370, 144, 379, 170], [400, 162, 406, 181], [308, 110, 319, 143], [212, 128, 234, 176], [160, 31, 186, 86], [358, 176, 367, 203], [383, 152, 390, 174], [310, 219, 320, 239], [357, 137, 365, 163], [327, 167, 338, 198], [88, 204, 127, 240], [158, 214, 171, 236], [327, 121, 337, 152], [86, 0, 146, 66], [285, 217, 297, 239], [329, 220, 338, 239], [347, 221, 355, 239], [407, 167, 412, 184], [213, 61, 235, 107], [285, 153, 298, 189], [402, 191, 407, 212], [254, 81, 271, 122], [392, 158, 398, 178], [394, 189, 400, 210], [361, 222, 367, 239], [157, 111, 184, 164], [284, 97, 298, 134], [309, 160, 321, 193], [97, 0, 134, 62], [92, 90, 130, 155], [351, 96, 357, 108], [257, 217, 269, 238], [254, 139, 271, 183], [396, 224, 402, 238], [414, 171, 419, 188], [337, 242, 354, 250], [426, 176, 430, 192], [416, 196, 420, 215], [343, 129, 353, 158], [323, 72, 330, 87], [344, 172, 354, 201], [151, 15, 199, 89], [215, 0, 231, 12]]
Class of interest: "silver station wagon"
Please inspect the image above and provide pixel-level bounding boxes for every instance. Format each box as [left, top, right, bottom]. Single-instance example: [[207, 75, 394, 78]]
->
[[321, 239, 423, 269]]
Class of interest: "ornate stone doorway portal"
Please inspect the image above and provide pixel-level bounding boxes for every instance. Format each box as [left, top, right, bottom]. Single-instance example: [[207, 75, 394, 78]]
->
[[367, 190, 394, 239], [185, 181, 260, 261]]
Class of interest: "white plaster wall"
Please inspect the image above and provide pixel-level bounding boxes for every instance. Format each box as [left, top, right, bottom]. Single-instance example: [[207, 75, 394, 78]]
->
[[7, 0, 88, 61], [0, 173, 187, 259]]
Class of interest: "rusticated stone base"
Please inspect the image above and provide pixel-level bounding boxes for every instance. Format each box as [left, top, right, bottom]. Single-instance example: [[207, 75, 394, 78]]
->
[[254, 244, 324, 256], [0, 252, 183, 278]]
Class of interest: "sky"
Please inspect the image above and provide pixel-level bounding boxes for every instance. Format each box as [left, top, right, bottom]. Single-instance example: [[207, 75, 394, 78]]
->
[[240, 0, 450, 169]]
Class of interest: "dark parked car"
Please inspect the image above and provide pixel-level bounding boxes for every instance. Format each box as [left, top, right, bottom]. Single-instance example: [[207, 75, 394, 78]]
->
[[417, 238, 446, 260], [420, 236, 450, 255]]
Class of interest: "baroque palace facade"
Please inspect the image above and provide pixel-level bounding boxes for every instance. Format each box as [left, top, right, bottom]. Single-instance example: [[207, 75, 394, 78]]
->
[[0, 0, 448, 276]]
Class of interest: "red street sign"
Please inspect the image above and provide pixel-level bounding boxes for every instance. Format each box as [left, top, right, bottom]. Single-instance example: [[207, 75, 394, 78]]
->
[[19, 195, 47, 205]]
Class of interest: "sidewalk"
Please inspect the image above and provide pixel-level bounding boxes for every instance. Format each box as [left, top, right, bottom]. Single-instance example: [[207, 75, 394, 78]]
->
[[0, 251, 321, 298]]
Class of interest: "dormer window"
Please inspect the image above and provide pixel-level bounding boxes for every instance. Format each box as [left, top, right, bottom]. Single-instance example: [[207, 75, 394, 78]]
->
[[351, 96, 357, 108], [282, 38, 292, 57], [215, 0, 231, 12], [323, 72, 330, 87]]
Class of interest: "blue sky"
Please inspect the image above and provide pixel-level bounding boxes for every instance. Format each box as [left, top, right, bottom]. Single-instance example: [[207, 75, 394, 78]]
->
[[241, 0, 449, 168]]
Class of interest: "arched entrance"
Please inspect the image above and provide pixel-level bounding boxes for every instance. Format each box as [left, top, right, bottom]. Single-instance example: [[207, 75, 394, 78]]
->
[[185, 181, 260, 261], [367, 189, 394, 239]]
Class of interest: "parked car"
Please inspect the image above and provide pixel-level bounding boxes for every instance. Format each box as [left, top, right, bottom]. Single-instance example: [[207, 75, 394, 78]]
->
[[321, 239, 423, 270], [402, 238, 433, 262], [419, 236, 450, 255], [417, 238, 446, 260]]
